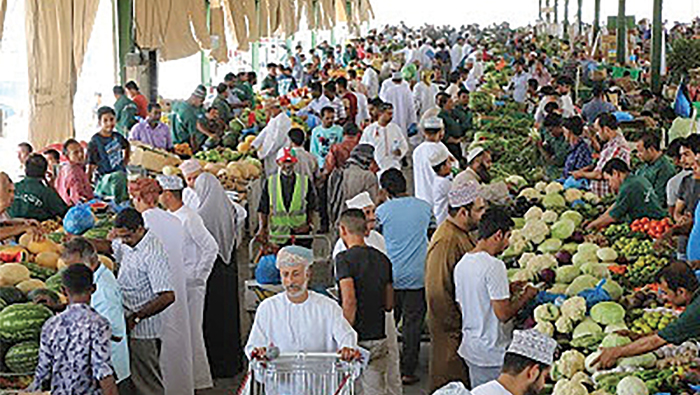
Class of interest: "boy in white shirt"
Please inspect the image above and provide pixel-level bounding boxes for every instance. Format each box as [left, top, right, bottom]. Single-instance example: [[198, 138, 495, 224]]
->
[[429, 146, 453, 225]]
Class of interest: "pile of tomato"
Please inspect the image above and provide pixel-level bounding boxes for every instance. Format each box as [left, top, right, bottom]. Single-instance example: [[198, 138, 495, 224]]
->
[[630, 217, 671, 239]]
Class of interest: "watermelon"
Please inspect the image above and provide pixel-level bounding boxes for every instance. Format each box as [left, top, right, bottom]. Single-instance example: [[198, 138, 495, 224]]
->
[[27, 289, 60, 306], [4, 341, 39, 373], [22, 262, 57, 281], [45, 270, 65, 293], [0, 303, 53, 343], [0, 286, 27, 305]]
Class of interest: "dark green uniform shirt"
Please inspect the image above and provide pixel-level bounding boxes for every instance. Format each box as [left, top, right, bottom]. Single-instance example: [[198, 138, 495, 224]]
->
[[438, 109, 469, 139], [541, 128, 570, 179], [233, 81, 255, 107], [609, 174, 666, 223], [212, 94, 233, 124], [636, 155, 676, 208], [659, 291, 700, 345], [7, 178, 68, 221], [261, 75, 278, 97], [171, 100, 205, 145], [114, 95, 138, 135]]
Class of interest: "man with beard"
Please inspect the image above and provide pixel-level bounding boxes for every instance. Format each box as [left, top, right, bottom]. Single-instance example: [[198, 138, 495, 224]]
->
[[426, 181, 487, 391], [245, 246, 359, 360], [471, 330, 558, 395], [454, 147, 492, 186]]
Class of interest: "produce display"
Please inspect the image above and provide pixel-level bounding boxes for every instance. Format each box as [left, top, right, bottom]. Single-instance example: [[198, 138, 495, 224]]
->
[[630, 218, 672, 240]]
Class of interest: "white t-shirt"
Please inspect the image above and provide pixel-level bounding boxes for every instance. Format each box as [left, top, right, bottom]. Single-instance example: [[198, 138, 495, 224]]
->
[[433, 176, 452, 225], [472, 380, 513, 395], [667, 170, 692, 207], [332, 230, 387, 258], [454, 251, 511, 367], [412, 141, 449, 205]]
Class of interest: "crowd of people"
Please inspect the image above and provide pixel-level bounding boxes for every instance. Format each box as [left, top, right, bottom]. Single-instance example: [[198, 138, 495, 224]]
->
[[3, 18, 700, 395]]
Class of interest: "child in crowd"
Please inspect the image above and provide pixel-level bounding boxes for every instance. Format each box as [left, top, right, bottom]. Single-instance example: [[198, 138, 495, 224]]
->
[[56, 139, 94, 206], [336, 208, 394, 395], [430, 146, 453, 225], [43, 149, 61, 187], [87, 107, 130, 203]]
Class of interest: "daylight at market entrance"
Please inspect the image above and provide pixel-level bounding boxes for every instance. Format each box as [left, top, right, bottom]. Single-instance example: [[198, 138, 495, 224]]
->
[[3, 0, 700, 394]]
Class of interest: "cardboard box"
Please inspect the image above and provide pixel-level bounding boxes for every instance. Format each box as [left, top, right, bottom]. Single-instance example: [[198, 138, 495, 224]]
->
[[129, 142, 182, 172]]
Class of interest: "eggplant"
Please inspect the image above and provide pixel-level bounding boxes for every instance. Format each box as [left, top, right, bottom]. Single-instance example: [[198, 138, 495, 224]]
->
[[555, 250, 572, 265]]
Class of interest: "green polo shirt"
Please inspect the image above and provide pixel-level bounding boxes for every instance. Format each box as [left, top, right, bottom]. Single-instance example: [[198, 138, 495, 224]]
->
[[659, 291, 700, 345], [438, 109, 468, 139], [233, 81, 255, 106], [609, 174, 666, 223], [453, 105, 473, 135], [114, 95, 138, 135], [636, 155, 676, 208], [541, 128, 570, 179], [212, 94, 233, 124], [7, 178, 68, 221], [171, 100, 205, 145]]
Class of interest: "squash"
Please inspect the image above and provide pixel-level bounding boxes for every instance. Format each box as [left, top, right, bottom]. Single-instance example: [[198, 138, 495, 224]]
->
[[34, 252, 59, 270], [26, 239, 60, 255], [18, 233, 31, 248], [98, 255, 114, 271], [15, 279, 46, 295], [0, 264, 31, 286]]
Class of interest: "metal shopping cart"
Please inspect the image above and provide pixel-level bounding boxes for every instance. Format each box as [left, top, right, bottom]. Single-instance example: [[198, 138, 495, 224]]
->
[[238, 352, 362, 395]]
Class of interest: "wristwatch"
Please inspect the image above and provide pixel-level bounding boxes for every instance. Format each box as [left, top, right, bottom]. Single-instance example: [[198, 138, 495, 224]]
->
[[133, 316, 142, 325]]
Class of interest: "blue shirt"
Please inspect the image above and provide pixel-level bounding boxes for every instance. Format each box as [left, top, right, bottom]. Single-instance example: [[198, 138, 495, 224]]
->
[[92, 264, 130, 383], [310, 125, 343, 167], [30, 303, 114, 395], [687, 203, 700, 261], [376, 197, 433, 290], [87, 132, 129, 177]]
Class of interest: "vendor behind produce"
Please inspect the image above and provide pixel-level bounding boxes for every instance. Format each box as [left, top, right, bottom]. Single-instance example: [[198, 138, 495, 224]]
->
[[171, 85, 209, 152], [0, 171, 42, 243], [593, 261, 700, 369], [586, 158, 665, 231], [635, 133, 676, 209], [537, 113, 569, 180], [257, 147, 316, 247], [7, 154, 68, 221]]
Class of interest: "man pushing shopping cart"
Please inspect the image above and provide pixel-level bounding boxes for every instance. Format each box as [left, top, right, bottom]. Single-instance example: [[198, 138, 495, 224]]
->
[[241, 245, 364, 395]]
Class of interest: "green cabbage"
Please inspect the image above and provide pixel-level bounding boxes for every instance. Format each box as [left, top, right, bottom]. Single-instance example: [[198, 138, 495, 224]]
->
[[550, 283, 569, 294], [617, 353, 657, 369], [560, 210, 584, 227], [577, 243, 600, 255], [599, 333, 631, 348], [566, 275, 599, 296], [602, 280, 623, 301], [581, 262, 610, 279], [556, 265, 581, 284], [538, 238, 563, 254], [572, 250, 599, 268], [560, 296, 587, 322], [605, 322, 629, 334], [573, 317, 603, 339], [513, 217, 525, 229], [562, 243, 579, 253], [551, 219, 576, 240], [597, 247, 618, 262], [534, 303, 560, 323], [543, 193, 567, 209], [590, 302, 626, 326]]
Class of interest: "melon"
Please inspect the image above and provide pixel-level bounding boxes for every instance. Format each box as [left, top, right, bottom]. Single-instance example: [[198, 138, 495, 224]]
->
[[0, 245, 28, 255], [18, 233, 31, 248], [0, 264, 31, 286], [99, 255, 114, 271], [26, 239, 60, 255], [35, 252, 59, 270], [15, 279, 46, 295], [5, 340, 40, 373], [56, 258, 68, 271]]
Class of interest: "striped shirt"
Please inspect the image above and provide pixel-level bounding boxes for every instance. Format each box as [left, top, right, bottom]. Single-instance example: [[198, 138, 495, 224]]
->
[[591, 133, 631, 197], [113, 231, 173, 339]]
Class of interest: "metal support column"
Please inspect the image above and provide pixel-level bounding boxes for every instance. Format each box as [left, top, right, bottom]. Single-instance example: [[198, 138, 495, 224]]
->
[[616, 0, 626, 65], [201, 0, 211, 86], [651, 0, 663, 94], [147, 50, 158, 102], [563, 0, 569, 40], [311, 0, 319, 48], [539, 0, 542, 20], [593, 0, 601, 47], [546, 0, 551, 23], [115, 0, 134, 84], [577, 0, 582, 37], [252, 0, 261, 73], [554, 0, 559, 23]]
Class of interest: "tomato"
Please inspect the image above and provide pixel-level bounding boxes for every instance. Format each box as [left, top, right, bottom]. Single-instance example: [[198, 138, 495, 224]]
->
[[643, 223, 651, 231], [640, 217, 650, 224]]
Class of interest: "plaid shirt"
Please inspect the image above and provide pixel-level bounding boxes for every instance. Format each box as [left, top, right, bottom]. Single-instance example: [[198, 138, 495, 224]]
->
[[564, 139, 593, 178], [113, 231, 173, 339], [591, 133, 631, 197]]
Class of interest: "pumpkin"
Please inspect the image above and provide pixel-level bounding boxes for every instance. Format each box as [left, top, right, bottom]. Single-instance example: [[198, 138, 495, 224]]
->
[[34, 252, 59, 270], [15, 279, 46, 295], [0, 264, 31, 286], [26, 239, 60, 255]]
